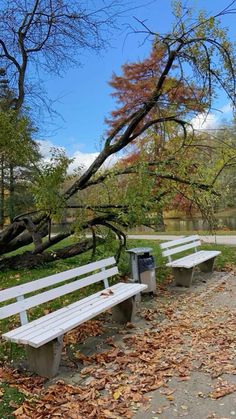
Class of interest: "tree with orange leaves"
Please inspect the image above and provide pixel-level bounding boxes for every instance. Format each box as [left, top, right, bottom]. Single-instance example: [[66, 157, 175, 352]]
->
[[0, 1, 236, 268]]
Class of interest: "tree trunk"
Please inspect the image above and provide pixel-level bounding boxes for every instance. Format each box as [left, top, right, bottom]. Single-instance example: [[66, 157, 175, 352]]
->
[[0, 214, 49, 255], [0, 237, 100, 270], [155, 210, 165, 232], [9, 164, 14, 222], [0, 155, 4, 229]]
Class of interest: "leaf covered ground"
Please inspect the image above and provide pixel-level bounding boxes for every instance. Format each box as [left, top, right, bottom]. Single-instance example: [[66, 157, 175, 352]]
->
[[1, 270, 235, 418]]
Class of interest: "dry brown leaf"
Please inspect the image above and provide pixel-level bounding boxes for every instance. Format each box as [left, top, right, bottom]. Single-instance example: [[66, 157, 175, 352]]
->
[[100, 289, 114, 297], [13, 406, 24, 416], [5, 277, 236, 419], [209, 381, 236, 399], [166, 395, 175, 401]]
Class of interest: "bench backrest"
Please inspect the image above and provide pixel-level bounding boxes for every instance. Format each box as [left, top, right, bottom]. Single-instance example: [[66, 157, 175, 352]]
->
[[0, 257, 118, 325], [160, 235, 201, 263]]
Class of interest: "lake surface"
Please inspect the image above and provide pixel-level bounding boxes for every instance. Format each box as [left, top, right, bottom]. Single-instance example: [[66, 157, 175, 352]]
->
[[164, 209, 236, 232], [52, 209, 236, 233], [164, 217, 235, 232], [129, 209, 236, 233]]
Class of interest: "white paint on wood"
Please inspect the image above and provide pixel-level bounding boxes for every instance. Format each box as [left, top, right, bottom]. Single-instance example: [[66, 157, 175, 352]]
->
[[0, 257, 116, 303], [160, 235, 199, 249], [162, 241, 201, 257], [3, 282, 147, 347], [0, 266, 118, 319], [16, 296, 28, 325], [4, 288, 113, 340], [5, 282, 130, 343], [102, 267, 109, 288], [166, 250, 221, 268]]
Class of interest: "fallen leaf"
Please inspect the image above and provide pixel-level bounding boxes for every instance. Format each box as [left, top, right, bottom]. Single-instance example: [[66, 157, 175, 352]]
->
[[113, 387, 123, 400], [13, 406, 24, 416], [100, 289, 114, 297], [209, 381, 236, 399], [166, 395, 175, 401]]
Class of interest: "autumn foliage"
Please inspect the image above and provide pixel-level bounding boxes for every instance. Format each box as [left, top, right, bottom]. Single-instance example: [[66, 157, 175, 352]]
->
[[106, 45, 206, 136]]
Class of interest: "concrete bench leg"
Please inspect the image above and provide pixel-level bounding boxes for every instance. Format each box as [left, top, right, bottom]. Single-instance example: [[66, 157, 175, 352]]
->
[[200, 257, 215, 273], [112, 296, 137, 323], [172, 267, 194, 287], [27, 335, 63, 378]]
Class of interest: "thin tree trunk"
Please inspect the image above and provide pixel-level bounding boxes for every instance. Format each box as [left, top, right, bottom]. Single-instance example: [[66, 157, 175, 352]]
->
[[156, 210, 165, 232], [9, 163, 14, 222], [0, 155, 5, 229]]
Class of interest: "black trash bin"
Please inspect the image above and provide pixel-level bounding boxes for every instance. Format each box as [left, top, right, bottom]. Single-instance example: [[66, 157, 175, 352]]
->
[[138, 254, 156, 293], [138, 255, 155, 272]]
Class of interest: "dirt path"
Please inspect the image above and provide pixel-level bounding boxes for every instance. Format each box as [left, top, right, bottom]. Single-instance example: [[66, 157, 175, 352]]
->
[[134, 275, 236, 419]]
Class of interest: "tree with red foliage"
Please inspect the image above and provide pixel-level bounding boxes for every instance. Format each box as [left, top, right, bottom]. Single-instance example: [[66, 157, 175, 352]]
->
[[106, 45, 205, 139], [0, 1, 236, 268], [105, 44, 218, 228]]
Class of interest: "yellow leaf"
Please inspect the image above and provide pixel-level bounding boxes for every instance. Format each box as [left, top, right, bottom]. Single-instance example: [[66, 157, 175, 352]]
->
[[113, 387, 123, 400], [13, 406, 24, 416]]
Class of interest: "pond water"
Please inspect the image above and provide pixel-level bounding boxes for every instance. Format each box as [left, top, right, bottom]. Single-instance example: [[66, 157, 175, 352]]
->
[[129, 209, 236, 233], [164, 216, 236, 232], [52, 209, 236, 234]]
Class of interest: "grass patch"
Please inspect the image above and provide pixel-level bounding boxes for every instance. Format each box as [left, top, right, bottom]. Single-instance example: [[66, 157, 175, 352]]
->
[[0, 382, 25, 419], [0, 238, 235, 365], [0, 237, 235, 417]]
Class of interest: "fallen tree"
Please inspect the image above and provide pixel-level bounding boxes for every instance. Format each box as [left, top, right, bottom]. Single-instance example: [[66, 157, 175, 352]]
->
[[0, 1, 236, 268]]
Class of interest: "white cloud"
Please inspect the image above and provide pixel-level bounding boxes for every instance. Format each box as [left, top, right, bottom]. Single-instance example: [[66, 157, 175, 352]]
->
[[191, 112, 220, 131], [37, 139, 65, 162], [220, 103, 232, 114], [190, 103, 233, 131], [69, 151, 99, 173], [68, 151, 119, 173], [37, 140, 119, 173]]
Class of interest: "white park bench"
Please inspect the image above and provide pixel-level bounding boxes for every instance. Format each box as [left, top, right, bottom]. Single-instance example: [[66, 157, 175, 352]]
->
[[160, 235, 221, 287], [0, 257, 147, 378]]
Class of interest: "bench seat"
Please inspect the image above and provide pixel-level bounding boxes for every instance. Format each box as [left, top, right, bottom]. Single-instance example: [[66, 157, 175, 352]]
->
[[3, 282, 146, 348], [0, 257, 147, 377], [160, 235, 221, 287], [166, 250, 221, 269]]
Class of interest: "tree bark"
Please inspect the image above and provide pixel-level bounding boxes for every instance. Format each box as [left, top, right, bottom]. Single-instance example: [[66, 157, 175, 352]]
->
[[0, 237, 99, 270], [0, 4, 235, 270], [8, 163, 14, 222], [0, 155, 4, 229]]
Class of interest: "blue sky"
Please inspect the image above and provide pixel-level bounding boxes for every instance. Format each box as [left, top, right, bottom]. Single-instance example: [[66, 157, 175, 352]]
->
[[38, 0, 236, 167]]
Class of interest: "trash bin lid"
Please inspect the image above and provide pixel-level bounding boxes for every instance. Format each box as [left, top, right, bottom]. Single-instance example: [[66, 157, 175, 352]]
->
[[126, 247, 153, 255]]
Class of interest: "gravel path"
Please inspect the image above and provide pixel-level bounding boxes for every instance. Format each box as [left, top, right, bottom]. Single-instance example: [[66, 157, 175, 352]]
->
[[134, 274, 236, 419]]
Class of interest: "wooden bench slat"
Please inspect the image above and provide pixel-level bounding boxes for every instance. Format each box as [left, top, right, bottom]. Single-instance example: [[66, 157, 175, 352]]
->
[[3, 283, 146, 348], [161, 235, 221, 287], [4, 282, 128, 341], [160, 235, 199, 249], [5, 282, 129, 344], [1, 255, 148, 378], [162, 240, 201, 257], [28, 282, 145, 347], [167, 250, 221, 269], [0, 266, 118, 319], [0, 257, 116, 303]]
